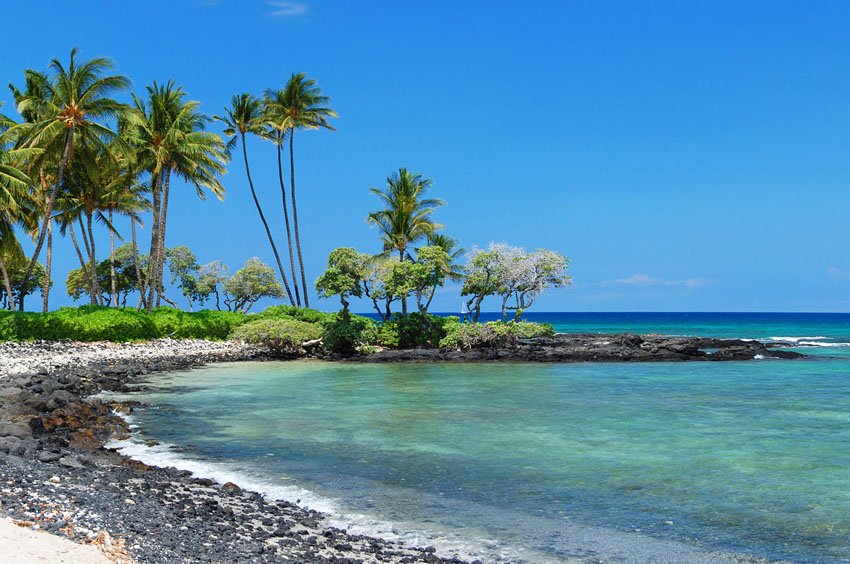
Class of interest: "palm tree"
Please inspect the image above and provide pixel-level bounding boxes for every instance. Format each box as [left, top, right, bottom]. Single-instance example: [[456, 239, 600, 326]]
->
[[425, 233, 465, 281], [217, 93, 294, 305], [9, 48, 129, 310], [0, 105, 39, 310], [367, 168, 444, 314], [124, 81, 228, 310], [261, 90, 301, 306], [265, 73, 338, 307]]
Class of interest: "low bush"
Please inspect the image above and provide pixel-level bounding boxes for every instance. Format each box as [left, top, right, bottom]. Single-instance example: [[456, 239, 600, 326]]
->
[[439, 320, 554, 350], [376, 313, 452, 349], [321, 315, 379, 354], [230, 318, 323, 354], [253, 305, 333, 324]]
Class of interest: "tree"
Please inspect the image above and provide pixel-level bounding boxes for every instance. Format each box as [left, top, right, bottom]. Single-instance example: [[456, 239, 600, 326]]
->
[[223, 257, 283, 313], [65, 243, 143, 306], [217, 94, 294, 305], [410, 245, 452, 314], [196, 260, 228, 310], [0, 244, 46, 310], [10, 48, 130, 309], [166, 245, 200, 311], [266, 73, 338, 307], [315, 247, 369, 321], [125, 81, 227, 311], [495, 247, 571, 321], [367, 168, 444, 314], [462, 243, 572, 322]]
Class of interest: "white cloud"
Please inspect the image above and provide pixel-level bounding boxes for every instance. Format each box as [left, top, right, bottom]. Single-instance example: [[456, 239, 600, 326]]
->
[[604, 274, 714, 289], [267, 1, 308, 16], [828, 266, 850, 280]]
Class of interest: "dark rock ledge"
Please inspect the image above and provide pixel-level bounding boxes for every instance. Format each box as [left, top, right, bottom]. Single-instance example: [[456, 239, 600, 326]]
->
[[356, 334, 806, 363]]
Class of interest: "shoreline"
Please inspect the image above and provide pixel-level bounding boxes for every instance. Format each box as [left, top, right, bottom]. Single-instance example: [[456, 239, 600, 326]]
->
[[0, 338, 789, 563]]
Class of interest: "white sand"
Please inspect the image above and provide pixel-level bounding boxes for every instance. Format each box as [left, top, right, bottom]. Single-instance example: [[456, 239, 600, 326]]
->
[[0, 518, 112, 563]]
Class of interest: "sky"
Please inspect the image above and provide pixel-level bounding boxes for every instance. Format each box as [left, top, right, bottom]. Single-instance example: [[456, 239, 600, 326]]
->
[[2, 0, 850, 312]]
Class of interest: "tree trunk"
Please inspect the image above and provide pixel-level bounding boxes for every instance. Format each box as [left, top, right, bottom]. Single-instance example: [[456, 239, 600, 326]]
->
[[0, 255, 15, 311], [242, 133, 295, 304], [155, 168, 173, 308], [145, 171, 163, 312], [289, 132, 310, 307], [501, 295, 509, 322], [399, 248, 407, 315], [131, 219, 145, 310], [19, 125, 75, 309], [43, 218, 52, 313], [86, 212, 102, 305], [109, 209, 117, 307], [68, 221, 94, 305], [277, 143, 301, 306]]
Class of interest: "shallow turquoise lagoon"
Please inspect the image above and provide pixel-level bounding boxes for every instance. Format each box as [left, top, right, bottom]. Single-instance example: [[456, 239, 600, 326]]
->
[[121, 350, 850, 562]]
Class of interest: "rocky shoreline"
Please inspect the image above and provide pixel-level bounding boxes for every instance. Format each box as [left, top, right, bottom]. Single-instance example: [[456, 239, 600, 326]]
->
[[356, 333, 805, 363], [0, 336, 804, 563], [0, 340, 467, 563]]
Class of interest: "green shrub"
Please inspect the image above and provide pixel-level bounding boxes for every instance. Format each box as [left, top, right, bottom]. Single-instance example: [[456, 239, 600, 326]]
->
[[231, 318, 323, 354], [321, 315, 379, 354], [439, 320, 554, 350], [376, 313, 450, 349], [253, 305, 332, 324]]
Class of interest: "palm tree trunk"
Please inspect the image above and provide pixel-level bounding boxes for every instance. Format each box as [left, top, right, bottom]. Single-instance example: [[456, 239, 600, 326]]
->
[[155, 168, 173, 308], [242, 133, 295, 304], [277, 143, 301, 306], [68, 221, 94, 305], [19, 125, 74, 310], [43, 218, 52, 313], [109, 209, 117, 307], [131, 219, 145, 310], [399, 248, 408, 315], [145, 171, 162, 312], [86, 212, 102, 305], [0, 255, 15, 311], [289, 132, 309, 307]]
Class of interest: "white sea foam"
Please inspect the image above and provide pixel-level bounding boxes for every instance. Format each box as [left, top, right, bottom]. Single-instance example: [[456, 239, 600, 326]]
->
[[105, 431, 538, 563], [768, 336, 850, 347], [754, 354, 765, 360]]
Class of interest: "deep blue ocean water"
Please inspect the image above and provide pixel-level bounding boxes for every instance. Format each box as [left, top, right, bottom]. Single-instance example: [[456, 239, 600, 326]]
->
[[113, 313, 850, 563]]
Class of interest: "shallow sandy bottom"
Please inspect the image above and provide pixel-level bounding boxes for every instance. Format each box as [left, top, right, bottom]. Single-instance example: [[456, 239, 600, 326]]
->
[[0, 518, 111, 563]]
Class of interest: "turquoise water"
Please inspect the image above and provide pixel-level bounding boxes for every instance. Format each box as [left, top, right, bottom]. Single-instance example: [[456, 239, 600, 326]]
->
[[118, 314, 850, 562]]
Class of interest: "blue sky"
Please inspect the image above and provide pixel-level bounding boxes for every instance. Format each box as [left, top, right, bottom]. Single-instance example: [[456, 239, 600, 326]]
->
[[3, 0, 850, 312]]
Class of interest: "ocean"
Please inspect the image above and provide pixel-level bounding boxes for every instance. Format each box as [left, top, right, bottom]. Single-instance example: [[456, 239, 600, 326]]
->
[[111, 313, 850, 562]]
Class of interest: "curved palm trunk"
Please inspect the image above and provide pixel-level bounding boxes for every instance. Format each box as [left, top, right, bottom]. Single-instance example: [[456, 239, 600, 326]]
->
[[67, 220, 94, 305], [19, 125, 74, 310], [399, 248, 408, 315], [155, 169, 172, 308], [145, 171, 163, 312], [241, 133, 295, 305], [276, 144, 301, 306], [0, 255, 15, 311], [109, 209, 117, 307], [131, 219, 145, 310], [43, 219, 52, 313], [86, 212, 103, 305], [289, 132, 309, 307]]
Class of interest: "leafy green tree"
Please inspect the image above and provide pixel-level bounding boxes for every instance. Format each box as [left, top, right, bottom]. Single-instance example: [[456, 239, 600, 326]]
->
[[461, 247, 504, 323], [368, 168, 444, 314], [0, 244, 46, 310], [223, 257, 283, 313], [315, 247, 369, 321], [264, 73, 338, 307], [10, 48, 130, 308], [410, 245, 452, 314], [217, 94, 294, 305], [65, 243, 142, 307], [196, 260, 229, 310], [166, 245, 200, 311]]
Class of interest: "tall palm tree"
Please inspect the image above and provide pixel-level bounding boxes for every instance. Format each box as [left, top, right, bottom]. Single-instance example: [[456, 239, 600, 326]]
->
[[124, 81, 227, 310], [265, 73, 338, 307], [217, 93, 294, 305], [367, 168, 444, 314], [10, 48, 129, 310], [0, 105, 39, 310], [261, 90, 300, 306]]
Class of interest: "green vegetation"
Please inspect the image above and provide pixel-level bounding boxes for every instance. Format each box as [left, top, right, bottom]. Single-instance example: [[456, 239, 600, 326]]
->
[[439, 319, 555, 350]]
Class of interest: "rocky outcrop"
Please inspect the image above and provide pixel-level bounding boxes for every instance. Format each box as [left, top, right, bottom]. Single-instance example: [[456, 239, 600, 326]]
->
[[358, 333, 806, 363]]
